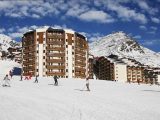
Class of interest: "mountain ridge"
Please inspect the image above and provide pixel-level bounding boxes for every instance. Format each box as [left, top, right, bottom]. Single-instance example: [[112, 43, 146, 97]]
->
[[0, 34, 20, 52], [89, 31, 160, 67]]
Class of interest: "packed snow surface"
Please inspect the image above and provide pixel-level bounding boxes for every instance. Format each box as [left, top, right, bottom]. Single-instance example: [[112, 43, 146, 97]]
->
[[0, 77, 160, 120]]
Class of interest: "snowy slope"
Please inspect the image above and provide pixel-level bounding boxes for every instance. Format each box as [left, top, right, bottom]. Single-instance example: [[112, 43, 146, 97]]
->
[[0, 34, 20, 51], [89, 31, 160, 67], [0, 77, 160, 120]]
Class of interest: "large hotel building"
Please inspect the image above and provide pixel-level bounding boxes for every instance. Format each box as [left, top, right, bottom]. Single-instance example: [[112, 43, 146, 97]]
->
[[22, 27, 89, 78]]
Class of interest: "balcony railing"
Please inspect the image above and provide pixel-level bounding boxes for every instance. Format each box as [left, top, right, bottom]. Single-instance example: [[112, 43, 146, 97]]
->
[[47, 35, 64, 39], [46, 59, 64, 63], [46, 72, 65, 76], [46, 65, 65, 69], [46, 41, 65, 45], [75, 55, 86, 61], [46, 47, 65, 51], [46, 53, 65, 57]]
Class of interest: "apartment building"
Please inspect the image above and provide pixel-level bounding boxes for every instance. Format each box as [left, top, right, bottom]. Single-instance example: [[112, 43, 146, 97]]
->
[[127, 66, 144, 83], [93, 56, 114, 80], [22, 27, 88, 78], [119, 58, 144, 83], [7, 47, 22, 63], [144, 67, 160, 84]]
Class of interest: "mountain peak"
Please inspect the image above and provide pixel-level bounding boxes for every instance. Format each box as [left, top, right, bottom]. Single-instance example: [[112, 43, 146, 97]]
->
[[89, 32, 160, 67], [0, 34, 20, 52]]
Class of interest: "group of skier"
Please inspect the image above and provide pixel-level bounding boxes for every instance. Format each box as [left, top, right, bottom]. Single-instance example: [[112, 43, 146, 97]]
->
[[1, 71, 91, 91], [33, 75, 90, 91], [33, 75, 59, 86]]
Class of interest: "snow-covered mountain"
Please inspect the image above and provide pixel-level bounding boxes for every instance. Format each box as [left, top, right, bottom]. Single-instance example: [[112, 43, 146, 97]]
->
[[89, 31, 160, 67], [0, 60, 21, 75], [0, 34, 20, 51], [0, 34, 21, 73]]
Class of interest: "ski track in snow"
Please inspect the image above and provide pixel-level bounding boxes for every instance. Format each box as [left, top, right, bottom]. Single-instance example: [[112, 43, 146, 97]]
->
[[0, 77, 160, 120]]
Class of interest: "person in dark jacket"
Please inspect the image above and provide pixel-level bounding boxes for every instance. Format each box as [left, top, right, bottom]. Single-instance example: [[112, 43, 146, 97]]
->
[[34, 75, 38, 83], [54, 75, 58, 86], [86, 77, 90, 91], [9, 70, 13, 79]]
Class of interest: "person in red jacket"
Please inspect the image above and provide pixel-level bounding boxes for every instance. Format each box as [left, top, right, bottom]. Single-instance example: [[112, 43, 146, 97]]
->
[[29, 73, 32, 80]]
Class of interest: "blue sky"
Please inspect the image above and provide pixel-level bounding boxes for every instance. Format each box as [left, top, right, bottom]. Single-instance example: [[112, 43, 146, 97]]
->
[[0, 0, 160, 52]]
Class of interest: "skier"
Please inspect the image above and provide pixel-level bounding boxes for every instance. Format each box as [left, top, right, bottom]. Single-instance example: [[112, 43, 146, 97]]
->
[[9, 70, 13, 79], [137, 79, 140, 85], [2, 74, 10, 87], [128, 79, 131, 84], [54, 75, 58, 86], [34, 75, 38, 83], [29, 73, 32, 80], [20, 75, 23, 81], [24, 76, 29, 80], [86, 77, 90, 91]]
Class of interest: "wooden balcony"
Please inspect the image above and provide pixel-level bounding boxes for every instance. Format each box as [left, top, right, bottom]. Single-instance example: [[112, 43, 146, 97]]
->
[[75, 61, 86, 67], [28, 66, 35, 70], [23, 49, 36, 54], [23, 61, 33, 65], [46, 72, 65, 76], [47, 35, 65, 39], [46, 41, 65, 45], [46, 47, 65, 51], [75, 55, 86, 61], [46, 53, 65, 57], [46, 59, 65, 63], [75, 67, 86, 72], [46, 65, 65, 69], [75, 72, 86, 78], [75, 49, 86, 55], [23, 54, 36, 59]]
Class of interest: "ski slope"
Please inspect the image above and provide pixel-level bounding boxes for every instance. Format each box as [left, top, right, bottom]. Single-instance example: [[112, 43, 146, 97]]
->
[[0, 77, 160, 120]]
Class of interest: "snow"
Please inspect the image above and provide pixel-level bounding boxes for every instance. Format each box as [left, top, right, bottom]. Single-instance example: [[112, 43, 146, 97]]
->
[[0, 77, 160, 120], [89, 31, 160, 67], [0, 34, 20, 52], [0, 60, 21, 76]]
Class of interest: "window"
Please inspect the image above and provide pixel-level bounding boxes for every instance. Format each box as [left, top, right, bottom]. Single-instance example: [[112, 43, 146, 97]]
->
[[43, 50, 45, 53]]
